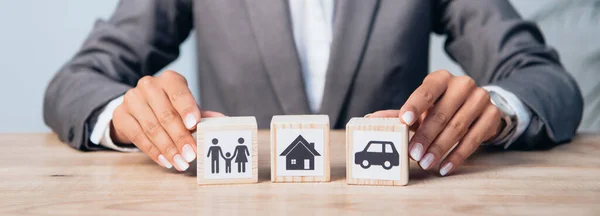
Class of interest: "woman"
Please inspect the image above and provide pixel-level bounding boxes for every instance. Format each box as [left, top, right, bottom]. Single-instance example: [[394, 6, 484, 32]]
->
[[233, 137, 250, 173]]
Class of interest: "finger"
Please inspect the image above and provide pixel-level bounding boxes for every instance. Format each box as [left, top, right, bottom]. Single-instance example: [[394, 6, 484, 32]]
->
[[409, 76, 476, 162], [159, 70, 202, 130], [399, 70, 452, 126], [366, 109, 398, 118], [366, 109, 424, 131], [113, 105, 171, 169], [140, 77, 198, 163], [364, 110, 427, 127], [110, 104, 133, 144], [438, 104, 502, 176], [418, 87, 488, 170], [201, 110, 226, 118], [124, 86, 189, 171]]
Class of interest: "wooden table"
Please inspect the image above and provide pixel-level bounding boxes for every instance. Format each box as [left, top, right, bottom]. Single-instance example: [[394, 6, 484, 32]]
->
[[1, 131, 599, 215]]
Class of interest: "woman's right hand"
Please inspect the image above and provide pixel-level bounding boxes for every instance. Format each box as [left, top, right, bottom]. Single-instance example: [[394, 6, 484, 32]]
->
[[111, 70, 225, 171]]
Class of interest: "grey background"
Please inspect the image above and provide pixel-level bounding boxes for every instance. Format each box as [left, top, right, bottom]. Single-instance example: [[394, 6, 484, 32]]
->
[[0, 0, 563, 132]]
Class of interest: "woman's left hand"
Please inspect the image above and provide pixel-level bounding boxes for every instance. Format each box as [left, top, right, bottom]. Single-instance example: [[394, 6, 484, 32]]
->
[[366, 70, 503, 176]]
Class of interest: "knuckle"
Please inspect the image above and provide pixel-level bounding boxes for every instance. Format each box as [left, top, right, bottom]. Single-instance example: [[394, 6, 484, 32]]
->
[[174, 133, 188, 145], [488, 128, 499, 141], [162, 70, 187, 83], [159, 109, 178, 125], [130, 129, 145, 144], [164, 146, 179, 157], [435, 69, 452, 77], [437, 69, 453, 81], [449, 120, 467, 136], [417, 88, 434, 104], [113, 105, 125, 118], [147, 146, 161, 158], [137, 76, 154, 88], [124, 89, 136, 102], [429, 111, 448, 124], [475, 88, 491, 103], [453, 151, 468, 163], [181, 106, 196, 115], [413, 133, 432, 146], [162, 70, 177, 77], [143, 121, 160, 136], [455, 76, 476, 89], [170, 90, 191, 103], [428, 144, 444, 157], [488, 105, 501, 119], [470, 134, 485, 145]]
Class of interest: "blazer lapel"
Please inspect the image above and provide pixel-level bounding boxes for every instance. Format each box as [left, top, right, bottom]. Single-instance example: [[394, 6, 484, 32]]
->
[[244, 0, 311, 115], [320, 0, 381, 125]]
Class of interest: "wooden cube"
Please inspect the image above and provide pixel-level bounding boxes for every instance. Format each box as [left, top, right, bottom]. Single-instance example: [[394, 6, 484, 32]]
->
[[270, 115, 330, 182], [196, 116, 258, 185], [346, 117, 409, 186]]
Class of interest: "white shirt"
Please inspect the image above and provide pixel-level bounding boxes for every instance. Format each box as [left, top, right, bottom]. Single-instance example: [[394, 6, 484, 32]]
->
[[90, 0, 531, 151]]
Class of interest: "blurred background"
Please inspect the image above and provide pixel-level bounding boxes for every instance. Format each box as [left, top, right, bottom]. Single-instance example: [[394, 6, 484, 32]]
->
[[0, 0, 597, 133]]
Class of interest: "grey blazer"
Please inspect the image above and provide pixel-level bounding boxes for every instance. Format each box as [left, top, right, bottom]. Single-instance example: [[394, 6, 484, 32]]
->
[[43, 0, 583, 151]]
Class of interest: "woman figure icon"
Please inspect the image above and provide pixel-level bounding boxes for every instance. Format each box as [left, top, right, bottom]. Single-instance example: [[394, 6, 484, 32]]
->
[[233, 137, 250, 173]]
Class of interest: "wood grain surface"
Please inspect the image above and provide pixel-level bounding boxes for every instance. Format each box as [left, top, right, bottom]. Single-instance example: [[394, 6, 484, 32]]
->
[[1, 131, 599, 215]]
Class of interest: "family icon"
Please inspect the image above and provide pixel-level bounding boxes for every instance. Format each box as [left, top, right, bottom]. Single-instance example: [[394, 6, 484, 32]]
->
[[207, 137, 250, 174]]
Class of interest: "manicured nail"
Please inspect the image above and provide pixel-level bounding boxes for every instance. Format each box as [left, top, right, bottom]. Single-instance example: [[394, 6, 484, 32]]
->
[[410, 143, 423, 161], [419, 153, 434, 170], [182, 144, 196, 162], [184, 114, 197, 129], [440, 162, 453, 176], [173, 154, 189, 171], [402, 111, 415, 125], [158, 154, 173, 169], [364, 113, 372, 118]]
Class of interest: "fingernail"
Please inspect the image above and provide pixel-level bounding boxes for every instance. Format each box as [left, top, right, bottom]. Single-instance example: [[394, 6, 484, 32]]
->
[[402, 111, 415, 125], [173, 154, 189, 171], [182, 144, 196, 162], [440, 162, 453, 176], [184, 114, 197, 129], [158, 154, 173, 169], [419, 153, 434, 170], [364, 113, 372, 118], [410, 143, 423, 161]]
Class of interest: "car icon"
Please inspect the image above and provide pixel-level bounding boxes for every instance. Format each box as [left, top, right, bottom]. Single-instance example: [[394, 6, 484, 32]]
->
[[354, 141, 399, 170]]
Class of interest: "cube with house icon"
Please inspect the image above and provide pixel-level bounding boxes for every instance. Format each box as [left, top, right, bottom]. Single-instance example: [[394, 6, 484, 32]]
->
[[346, 117, 409, 186], [270, 115, 330, 182]]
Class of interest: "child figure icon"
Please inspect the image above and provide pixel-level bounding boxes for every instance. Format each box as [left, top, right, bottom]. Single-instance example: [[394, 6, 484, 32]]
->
[[224, 152, 233, 173]]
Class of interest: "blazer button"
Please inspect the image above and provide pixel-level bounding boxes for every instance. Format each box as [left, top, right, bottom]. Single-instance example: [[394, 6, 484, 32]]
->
[[68, 127, 74, 142]]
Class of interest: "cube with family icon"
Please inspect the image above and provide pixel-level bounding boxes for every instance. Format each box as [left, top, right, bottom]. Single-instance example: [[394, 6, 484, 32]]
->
[[270, 115, 330, 182], [345, 117, 409, 186], [196, 116, 258, 185]]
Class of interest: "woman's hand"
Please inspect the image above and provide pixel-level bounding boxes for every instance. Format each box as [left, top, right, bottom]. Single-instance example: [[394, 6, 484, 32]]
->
[[111, 70, 225, 171], [367, 70, 502, 176]]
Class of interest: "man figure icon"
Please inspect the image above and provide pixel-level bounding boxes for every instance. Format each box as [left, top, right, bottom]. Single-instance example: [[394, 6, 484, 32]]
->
[[206, 138, 223, 174]]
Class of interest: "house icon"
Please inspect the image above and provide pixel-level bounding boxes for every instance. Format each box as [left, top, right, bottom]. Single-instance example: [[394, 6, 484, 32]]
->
[[279, 135, 321, 170]]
